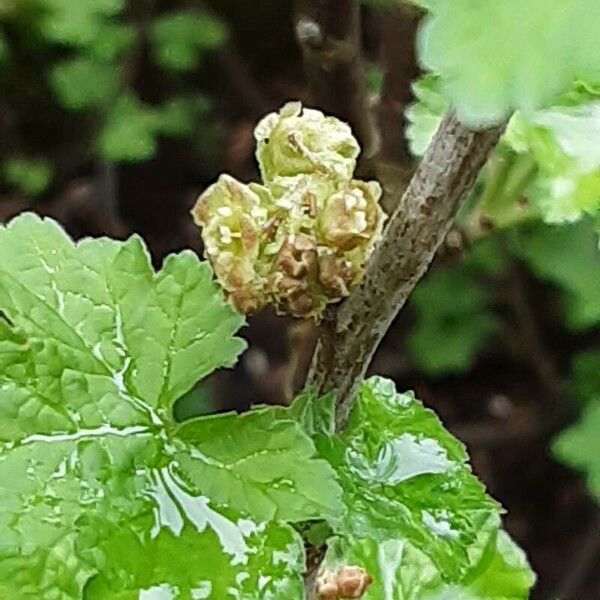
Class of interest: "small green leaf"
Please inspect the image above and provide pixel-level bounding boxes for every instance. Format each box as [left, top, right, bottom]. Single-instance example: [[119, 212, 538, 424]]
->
[[554, 402, 600, 498], [2, 157, 53, 197], [50, 57, 120, 111], [99, 95, 160, 162], [86, 22, 137, 62], [406, 75, 600, 226], [315, 377, 502, 580], [40, 0, 125, 47], [286, 388, 336, 437], [150, 12, 227, 72], [406, 75, 447, 157], [157, 94, 211, 138]]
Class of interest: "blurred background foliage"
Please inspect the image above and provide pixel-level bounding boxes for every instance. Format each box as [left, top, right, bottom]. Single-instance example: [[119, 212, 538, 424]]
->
[[0, 0, 598, 597]]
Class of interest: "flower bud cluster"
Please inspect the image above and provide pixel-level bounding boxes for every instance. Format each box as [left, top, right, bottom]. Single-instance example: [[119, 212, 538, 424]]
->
[[192, 102, 386, 317]]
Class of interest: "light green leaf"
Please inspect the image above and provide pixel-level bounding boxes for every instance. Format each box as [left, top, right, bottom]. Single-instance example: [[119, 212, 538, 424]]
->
[[324, 536, 444, 599], [150, 12, 227, 72], [418, 0, 600, 125], [286, 388, 336, 437], [406, 75, 446, 157], [0, 214, 337, 595], [554, 402, 600, 498], [315, 377, 502, 581], [157, 94, 211, 138], [505, 108, 600, 224], [50, 57, 120, 111], [84, 504, 305, 599], [40, 0, 124, 47], [463, 530, 536, 599], [406, 76, 600, 226], [176, 407, 344, 523], [85, 22, 137, 62], [324, 529, 534, 599], [2, 157, 53, 197], [99, 94, 160, 162]]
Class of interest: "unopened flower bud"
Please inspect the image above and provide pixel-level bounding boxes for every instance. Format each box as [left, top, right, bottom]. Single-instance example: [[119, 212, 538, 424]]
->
[[315, 570, 339, 600], [318, 180, 385, 253], [255, 102, 360, 183], [192, 175, 271, 313], [315, 566, 373, 599], [269, 234, 322, 317], [336, 566, 373, 598]]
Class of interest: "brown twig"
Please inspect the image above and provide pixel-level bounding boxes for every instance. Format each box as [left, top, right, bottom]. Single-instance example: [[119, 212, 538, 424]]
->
[[295, 0, 379, 176], [306, 111, 506, 430]]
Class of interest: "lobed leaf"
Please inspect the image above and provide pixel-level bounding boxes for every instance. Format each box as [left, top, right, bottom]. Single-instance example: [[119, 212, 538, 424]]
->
[[0, 214, 340, 597], [313, 377, 503, 581], [554, 402, 600, 499]]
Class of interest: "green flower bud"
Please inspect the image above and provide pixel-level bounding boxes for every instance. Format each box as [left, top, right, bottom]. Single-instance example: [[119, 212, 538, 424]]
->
[[317, 179, 385, 253], [192, 174, 270, 313], [255, 101, 360, 183]]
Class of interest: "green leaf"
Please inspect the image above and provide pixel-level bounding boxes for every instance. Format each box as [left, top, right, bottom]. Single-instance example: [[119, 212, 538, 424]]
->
[[150, 12, 227, 73], [2, 157, 53, 197], [406, 75, 447, 157], [505, 108, 600, 224], [323, 529, 534, 599], [286, 388, 336, 437], [157, 94, 211, 138], [554, 402, 600, 498], [463, 530, 536, 599], [406, 76, 600, 226], [571, 350, 600, 404], [50, 57, 120, 111], [409, 269, 498, 376], [99, 94, 160, 162], [85, 22, 137, 62], [40, 0, 124, 47], [0, 214, 340, 595], [324, 536, 444, 599], [84, 502, 306, 599], [418, 0, 600, 125], [510, 220, 600, 330], [175, 407, 344, 523], [315, 376, 502, 581]]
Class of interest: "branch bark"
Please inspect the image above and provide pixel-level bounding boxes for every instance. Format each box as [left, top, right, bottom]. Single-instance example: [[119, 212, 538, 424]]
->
[[295, 0, 379, 176], [306, 111, 506, 430]]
